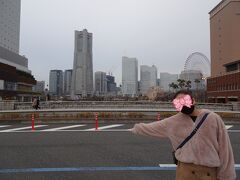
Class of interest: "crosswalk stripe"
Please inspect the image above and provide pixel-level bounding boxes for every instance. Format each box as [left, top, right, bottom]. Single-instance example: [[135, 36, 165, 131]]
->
[[84, 124, 124, 131], [226, 125, 233, 130], [42, 125, 86, 131], [0, 125, 47, 132], [0, 124, 237, 133], [0, 125, 10, 128]]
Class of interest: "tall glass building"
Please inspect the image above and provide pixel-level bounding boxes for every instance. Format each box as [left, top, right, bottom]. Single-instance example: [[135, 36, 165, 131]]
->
[[122, 56, 138, 97], [49, 70, 63, 96], [0, 0, 36, 101], [63, 69, 72, 95], [0, 0, 21, 53]]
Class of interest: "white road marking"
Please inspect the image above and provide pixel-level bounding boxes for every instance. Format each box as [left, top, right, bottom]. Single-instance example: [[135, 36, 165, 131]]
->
[[159, 164, 177, 168], [0, 124, 238, 133], [0, 128, 239, 133], [42, 124, 86, 131], [0, 125, 10, 128], [158, 164, 240, 170], [225, 125, 233, 130], [84, 124, 124, 131], [228, 130, 240, 133], [0, 125, 47, 132]]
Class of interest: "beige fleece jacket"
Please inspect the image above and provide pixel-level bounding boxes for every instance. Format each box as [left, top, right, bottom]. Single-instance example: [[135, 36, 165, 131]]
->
[[131, 109, 236, 180]]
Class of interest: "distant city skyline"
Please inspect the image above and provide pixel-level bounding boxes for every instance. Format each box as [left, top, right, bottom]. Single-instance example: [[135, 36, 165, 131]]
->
[[19, 0, 221, 86]]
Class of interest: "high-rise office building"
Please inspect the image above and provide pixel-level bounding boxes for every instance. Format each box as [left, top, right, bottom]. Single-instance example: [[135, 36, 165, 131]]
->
[[106, 74, 117, 95], [95, 71, 107, 96], [0, 0, 36, 101], [64, 69, 72, 95], [0, 0, 21, 54], [122, 56, 138, 97], [207, 0, 240, 102], [140, 65, 157, 95], [160, 72, 178, 92], [49, 70, 63, 96], [71, 29, 93, 98]]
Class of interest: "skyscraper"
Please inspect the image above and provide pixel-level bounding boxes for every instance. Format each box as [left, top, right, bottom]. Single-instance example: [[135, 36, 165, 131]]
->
[[106, 74, 117, 95], [0, 0, 21, 53], [71, 29, 93, 98], [49, 70, 63, 96], [0, 0, 36, 101], [122, 56, 138, 97], [64, 69, 72, 95], [140, 65, 157, 95], [95, 71, 107, 96]]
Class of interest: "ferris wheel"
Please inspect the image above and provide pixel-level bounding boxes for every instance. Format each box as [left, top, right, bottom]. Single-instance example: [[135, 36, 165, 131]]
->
[[184, 52, 210, 78]]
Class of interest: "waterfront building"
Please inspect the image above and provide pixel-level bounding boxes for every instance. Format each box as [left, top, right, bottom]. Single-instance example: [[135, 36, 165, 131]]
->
[[207, 0, 240, 102], [0, 0, 36, 101]]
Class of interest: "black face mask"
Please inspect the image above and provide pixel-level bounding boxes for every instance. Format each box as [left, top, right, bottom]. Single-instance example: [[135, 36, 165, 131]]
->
[[181, 105, 195, 115]]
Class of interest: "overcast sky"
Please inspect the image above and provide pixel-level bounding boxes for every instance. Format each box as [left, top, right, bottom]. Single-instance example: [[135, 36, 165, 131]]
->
[[19, 0, 220, 86]]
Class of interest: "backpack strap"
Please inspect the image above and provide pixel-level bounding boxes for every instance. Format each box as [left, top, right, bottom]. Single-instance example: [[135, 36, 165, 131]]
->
[[176, 113, 209, 150]]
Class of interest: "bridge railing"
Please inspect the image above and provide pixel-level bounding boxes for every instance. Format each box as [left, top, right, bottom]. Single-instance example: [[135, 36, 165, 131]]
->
[[0, 100, 238, 111]]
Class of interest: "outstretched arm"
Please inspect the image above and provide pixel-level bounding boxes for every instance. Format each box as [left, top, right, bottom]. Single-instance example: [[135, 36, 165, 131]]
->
[[130, 120, 168, 138]]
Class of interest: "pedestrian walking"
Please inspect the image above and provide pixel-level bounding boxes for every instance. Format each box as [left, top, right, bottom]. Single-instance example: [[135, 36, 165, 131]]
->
[[32, 97, 40, 110], [130, 90, 236, 180]]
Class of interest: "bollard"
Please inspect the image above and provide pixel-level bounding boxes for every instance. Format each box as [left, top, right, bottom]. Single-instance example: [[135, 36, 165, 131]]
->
[[31, 113, 35, 131], [157, 112, 161, 121], [95, 112, 98, 130]]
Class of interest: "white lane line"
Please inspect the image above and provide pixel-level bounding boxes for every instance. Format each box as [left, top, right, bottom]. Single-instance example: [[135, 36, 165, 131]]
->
[[228, 130, 240, 133], [0, 125, 47, 132], [60, 129, 130, 132], [0, 129, 131, 133], [0, 125, 10, 128], [84, 124, 124, 131], [0, 129, 239, 133], [158, 164, 240, 170], [225, 125, 233, 130], [42, 125, 86, 131], [159, 164, 177, 167]]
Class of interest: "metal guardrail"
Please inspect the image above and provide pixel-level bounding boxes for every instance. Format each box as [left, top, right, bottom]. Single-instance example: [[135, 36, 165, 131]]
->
[[0, 108, 240, 115], [0, 100, 239, 111]]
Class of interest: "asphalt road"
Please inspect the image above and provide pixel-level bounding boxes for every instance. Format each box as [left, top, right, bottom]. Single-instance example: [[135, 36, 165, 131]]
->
[[0, 123, 239, 180]]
